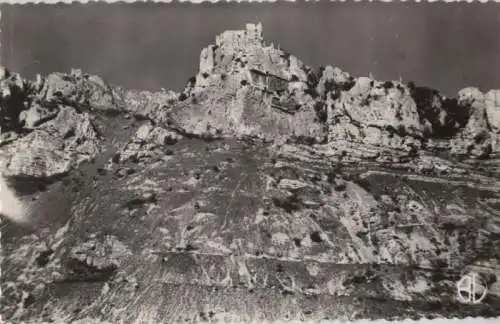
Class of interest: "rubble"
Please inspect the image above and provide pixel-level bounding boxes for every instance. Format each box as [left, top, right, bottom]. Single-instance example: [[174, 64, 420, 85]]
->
[[68, 235, 132, 273]]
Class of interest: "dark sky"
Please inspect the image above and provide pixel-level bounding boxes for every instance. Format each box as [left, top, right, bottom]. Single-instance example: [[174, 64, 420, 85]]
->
[[1, 2, 500, 96]]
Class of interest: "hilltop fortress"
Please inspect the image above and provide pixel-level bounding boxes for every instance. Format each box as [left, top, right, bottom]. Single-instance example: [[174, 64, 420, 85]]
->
[[200, 23, 306, 84]]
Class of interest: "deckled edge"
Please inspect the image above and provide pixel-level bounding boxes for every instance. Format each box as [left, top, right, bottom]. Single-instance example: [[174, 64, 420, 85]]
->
[[218, 320, 500, 324], [0, 4, 4, 310], [1, 0, 500, 4]]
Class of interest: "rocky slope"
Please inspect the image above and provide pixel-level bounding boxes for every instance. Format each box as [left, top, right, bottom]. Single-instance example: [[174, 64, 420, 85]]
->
[[1, 23, 500, 323]]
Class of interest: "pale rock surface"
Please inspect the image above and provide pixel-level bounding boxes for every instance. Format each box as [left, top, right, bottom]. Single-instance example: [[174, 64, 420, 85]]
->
[[113, 87, 178, 122], [18, 101, 59, 129], [0, 106, 101, 178], [316, 65, 353, 96], [485, 89, 500, 132], [167, 23, 326, 143], [41, 71, 116, 112], [0, 174, 28, 224], [325, 76, 424, 160], [0, 67, 181, 179], [335, 78, 422, 136], [116, 123, 183, 164], [450, 87, 494, 157]]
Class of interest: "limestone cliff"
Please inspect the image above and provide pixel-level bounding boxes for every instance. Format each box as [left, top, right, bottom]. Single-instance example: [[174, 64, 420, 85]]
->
[[169, 23, 325, 143], [174, 23, 500, 161]]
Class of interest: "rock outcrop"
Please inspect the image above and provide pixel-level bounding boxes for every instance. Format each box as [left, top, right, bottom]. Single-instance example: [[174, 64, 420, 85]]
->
[[447, 87, 500, 158], [0, 68, 179, 178], [167, 23, 326, 143], [0, 69, 104, 178]]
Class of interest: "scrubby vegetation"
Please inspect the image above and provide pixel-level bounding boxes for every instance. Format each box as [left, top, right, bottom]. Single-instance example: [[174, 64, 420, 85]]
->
[[409, 84, 470, 139], [313, 101, 328, 123]]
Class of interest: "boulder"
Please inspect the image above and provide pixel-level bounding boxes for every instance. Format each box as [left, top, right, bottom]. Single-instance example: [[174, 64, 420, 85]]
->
[[41, 71, 116, 112]]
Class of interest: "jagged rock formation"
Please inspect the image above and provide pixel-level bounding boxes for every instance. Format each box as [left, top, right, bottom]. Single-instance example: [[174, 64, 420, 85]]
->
[[168, 23, 326, 143], [0, 67, 179, 178], [448, 87, 500, 158], [1, 24, 500, 323]]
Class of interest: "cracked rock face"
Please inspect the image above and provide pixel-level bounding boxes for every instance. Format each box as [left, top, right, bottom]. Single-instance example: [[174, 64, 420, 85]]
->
[[331, 77, 423, 137], [1, 106, 101, 178], [1, 24, 500, 323], [444, 87, 495, 158], [168, 23, 327, 143]]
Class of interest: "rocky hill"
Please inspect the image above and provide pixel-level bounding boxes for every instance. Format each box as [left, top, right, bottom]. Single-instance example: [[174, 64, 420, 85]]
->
[[1, 23, 500, 323]]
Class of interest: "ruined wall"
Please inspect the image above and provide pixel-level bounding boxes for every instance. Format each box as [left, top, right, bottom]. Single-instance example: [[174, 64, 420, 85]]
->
[[199, 45, 214, 73], [268, 75, 289, 92], [215, 23, 263, 54]]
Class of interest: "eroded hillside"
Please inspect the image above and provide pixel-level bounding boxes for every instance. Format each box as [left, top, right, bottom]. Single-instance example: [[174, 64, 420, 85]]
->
[[1, 24, 500, 323]]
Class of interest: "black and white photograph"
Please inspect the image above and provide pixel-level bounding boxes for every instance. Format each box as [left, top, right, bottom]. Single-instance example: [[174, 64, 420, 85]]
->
[[1, 2, 500, 323]]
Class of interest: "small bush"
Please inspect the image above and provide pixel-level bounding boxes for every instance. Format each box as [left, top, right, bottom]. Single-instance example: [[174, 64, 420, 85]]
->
[[396, 124, 408, 136], [408, 145, 419, 157], [314, 101, 328, 123], [202, 72, 210, 79], [341, 78, 356, 91], [295, 136, 316, 146], [361, 97, 371, 106], [272, 194, 302, 213], [280, 51, 291, 61], [353, 175, 371, 192], [324, 80, 335, 94], [422, 125, 433, 139], [310, 231, 323, 243], [326, 171, 337, 184], [330, 89, 341, 100], [240, 79, 248, 86], [307, 70, 320, 89], [179, 93, 188, 101], [382, 81, 394, 89], [305, 88, 320, 99]]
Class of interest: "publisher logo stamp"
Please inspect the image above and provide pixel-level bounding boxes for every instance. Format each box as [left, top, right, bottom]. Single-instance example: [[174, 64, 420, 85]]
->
[[456, 272, 488, 304]]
